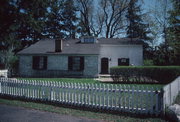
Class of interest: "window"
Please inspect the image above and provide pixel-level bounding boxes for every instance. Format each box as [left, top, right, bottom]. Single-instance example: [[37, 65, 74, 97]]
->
[[84, 37, 95, 43], [32, 56, 47, 70], [118, 58, 129, 66], [68, 56, 84, 71]]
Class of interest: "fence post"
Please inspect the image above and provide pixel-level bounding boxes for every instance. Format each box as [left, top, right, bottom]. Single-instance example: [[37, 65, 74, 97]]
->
[[123, 85, 126, 111], [107, 84, 109, 109], [127, 85, 130, 112], [98, 84, 101, 108], [74, 83, 76, 104], [102, 84, 105, 109], [136, 86, 139, 112], [131, 86, 135, 112], [118, 85, 121, 111], [80, 83, 83, 106], [140, 86, 144, 113], [67, 82, 70, 104], [145, 86, 149, 114], [150, 87, 154, 115], [110, 84, 112, 109], [155, 88, 159, 116], [92, 84, 94, 106], [114, 85, 117, 110], [160, 88, 164, 115], [94, 84, 97, 107]]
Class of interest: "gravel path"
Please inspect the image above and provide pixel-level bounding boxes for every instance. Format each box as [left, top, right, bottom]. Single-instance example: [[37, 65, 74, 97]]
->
[[0, 104, 104, 122]]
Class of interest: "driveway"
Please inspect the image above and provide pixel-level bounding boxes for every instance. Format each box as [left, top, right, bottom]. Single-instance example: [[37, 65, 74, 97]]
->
[[0, 104, 104, 122]]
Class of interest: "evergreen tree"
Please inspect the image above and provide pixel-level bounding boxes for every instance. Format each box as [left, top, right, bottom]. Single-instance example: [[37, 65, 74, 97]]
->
[[126, 0, 151, 41], [61, 0, 78, 38], [126, 0, 152, 59], [0, 0, 19, 50], [17, 0, 49, 43], [168, 0, 180, 65], [0, 0, 49, 70], [44, 0, 65, 39]]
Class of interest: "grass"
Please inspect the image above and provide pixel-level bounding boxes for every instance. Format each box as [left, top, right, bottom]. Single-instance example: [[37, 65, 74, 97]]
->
[[17, 78, 164, 89], [18, 78, 99, 84], [0, 98, 166, 122]]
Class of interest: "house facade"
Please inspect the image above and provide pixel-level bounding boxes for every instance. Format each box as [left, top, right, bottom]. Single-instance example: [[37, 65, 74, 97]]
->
[[18, 37, 143, 77]]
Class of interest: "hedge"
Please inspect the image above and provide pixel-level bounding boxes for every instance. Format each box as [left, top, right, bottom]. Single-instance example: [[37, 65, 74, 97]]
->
[[110, 66, 180, 84]]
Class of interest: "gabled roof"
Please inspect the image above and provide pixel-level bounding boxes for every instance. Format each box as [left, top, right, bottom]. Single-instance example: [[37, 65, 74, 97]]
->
[[17, 38, 142, 55]]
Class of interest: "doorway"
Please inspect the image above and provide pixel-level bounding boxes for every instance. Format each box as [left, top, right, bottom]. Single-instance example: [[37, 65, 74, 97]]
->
[[101, 58, 109, 74]]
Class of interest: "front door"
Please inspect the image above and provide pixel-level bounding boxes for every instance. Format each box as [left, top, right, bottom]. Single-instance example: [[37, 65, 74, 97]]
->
[[101, 58, 109, 74]]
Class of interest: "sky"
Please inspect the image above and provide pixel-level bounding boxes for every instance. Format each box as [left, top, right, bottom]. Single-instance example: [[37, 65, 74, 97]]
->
[[142, 0, 156, 11]]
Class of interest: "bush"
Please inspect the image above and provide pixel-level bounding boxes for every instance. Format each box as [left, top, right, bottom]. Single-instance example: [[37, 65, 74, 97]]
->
[[110, 66, 180, 84], [143, 59, 154, 66]]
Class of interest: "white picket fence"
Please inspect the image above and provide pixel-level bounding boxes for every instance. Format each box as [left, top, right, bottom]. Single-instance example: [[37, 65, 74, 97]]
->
[[0, 78, 163, 115]]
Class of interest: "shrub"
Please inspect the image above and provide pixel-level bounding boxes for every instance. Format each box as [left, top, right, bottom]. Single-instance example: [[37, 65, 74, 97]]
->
[[143, 59, 154, 66], [110, 66, 180, 84]]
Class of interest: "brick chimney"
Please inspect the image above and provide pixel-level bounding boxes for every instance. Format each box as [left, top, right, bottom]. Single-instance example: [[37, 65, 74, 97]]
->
[[55, 39, 63, 52]]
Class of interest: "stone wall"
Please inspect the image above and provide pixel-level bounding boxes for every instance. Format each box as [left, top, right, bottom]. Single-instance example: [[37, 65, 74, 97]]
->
[[84, 55, 99, 77], [18, 54, 99, 77], [48, 55, 68, 70], [19, 55, 33, 77]]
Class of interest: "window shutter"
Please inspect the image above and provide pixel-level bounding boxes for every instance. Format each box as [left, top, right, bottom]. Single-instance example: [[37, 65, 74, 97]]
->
[[126, 58, 130, 66], [80, 57, 84, 71], [43, 56, 47, 69], [32, 56, 39, 69], [68, 56, 73, 70], [118, 58, 120, 66]]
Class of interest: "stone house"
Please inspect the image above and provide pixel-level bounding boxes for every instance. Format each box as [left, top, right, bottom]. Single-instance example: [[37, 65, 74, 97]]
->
[[18, 37, 143, 77]]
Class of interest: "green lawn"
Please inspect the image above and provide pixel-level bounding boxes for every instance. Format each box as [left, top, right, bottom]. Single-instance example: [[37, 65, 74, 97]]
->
[[17, 78, 164, 89], [18, 78, 99, 84], [0, 98, 166, 122]]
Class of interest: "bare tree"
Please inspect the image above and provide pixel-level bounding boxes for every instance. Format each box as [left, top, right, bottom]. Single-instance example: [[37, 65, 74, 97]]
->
[[76, 0, 93, 36], [150, 0, 172, 63], [152, 0, 172, 45], [89, 4, 105, 37], [99, 0, 130, 38]]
